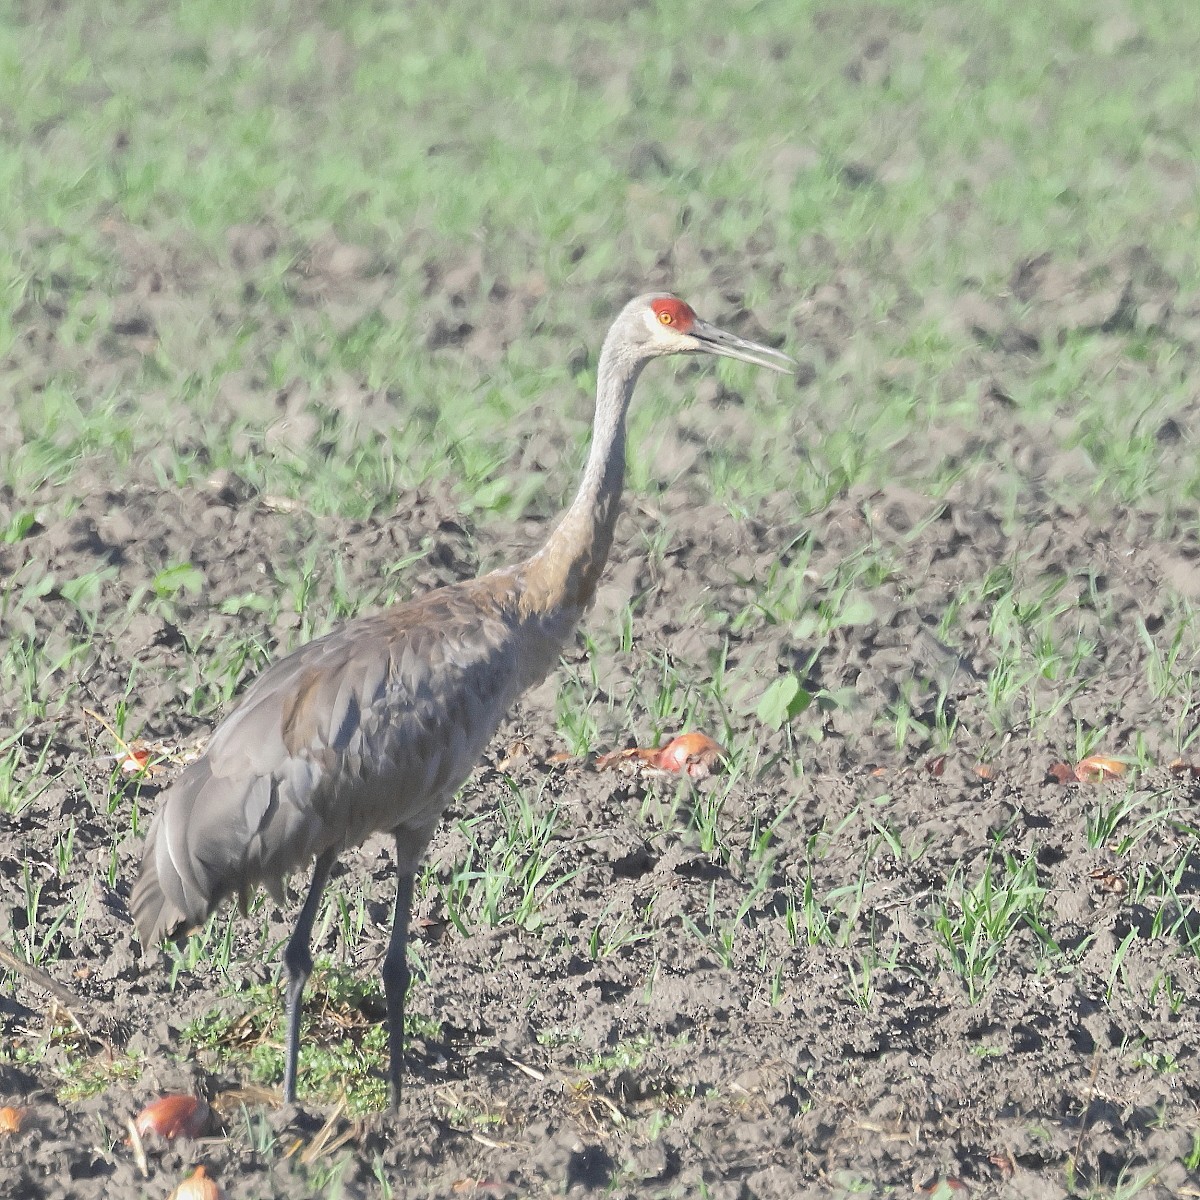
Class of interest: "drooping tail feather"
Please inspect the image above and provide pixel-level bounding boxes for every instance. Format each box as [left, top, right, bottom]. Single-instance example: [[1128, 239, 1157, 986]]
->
[[130, 832, 187, 948], [131, 758, 223, 948], [132, 756, 279, 948], [132, 744, 323, 950]]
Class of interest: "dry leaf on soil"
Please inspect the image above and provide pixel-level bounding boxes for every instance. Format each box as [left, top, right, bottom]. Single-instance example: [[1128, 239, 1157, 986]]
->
[[495, 740, 531, 772], [1089, 868, 1128, 895], [84, 708, 204, 776], [989, 1151, 1016, 1178]]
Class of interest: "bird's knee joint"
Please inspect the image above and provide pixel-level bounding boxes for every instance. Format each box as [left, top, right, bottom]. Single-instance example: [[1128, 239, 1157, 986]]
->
[[382, 952, 410, 991], [283, 942, 314, 980]]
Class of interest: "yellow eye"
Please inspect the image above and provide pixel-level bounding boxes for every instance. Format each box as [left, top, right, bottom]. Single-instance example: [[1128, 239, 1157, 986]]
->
[[658, 310, 674, 325]]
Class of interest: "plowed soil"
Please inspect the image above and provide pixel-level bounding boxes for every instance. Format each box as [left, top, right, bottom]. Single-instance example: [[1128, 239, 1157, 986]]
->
[[3, 264, 1200, 1198], [3, 21, 1200, 1200]]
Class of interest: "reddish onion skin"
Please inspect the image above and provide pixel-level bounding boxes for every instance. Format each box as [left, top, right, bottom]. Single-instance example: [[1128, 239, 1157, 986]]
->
[[1074, 754, 1126, 783], [0, 1105, 25, 1134], [654, 732, 725, 777], [133, 1094, 210, 1141]]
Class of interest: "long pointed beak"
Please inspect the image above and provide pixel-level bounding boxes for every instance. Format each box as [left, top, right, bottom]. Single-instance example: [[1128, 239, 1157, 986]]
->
[[691, 317, 796, 374]]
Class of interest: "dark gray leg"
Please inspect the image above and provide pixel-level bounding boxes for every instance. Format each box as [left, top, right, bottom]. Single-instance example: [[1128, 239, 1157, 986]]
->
[[281, 849, 336, 1104], [383, 843, 415, 1110]]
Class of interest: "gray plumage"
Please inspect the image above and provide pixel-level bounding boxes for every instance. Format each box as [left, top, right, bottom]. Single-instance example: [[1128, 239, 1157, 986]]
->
[[134, 581, 550, 942], [131, 292, 793, 1107]]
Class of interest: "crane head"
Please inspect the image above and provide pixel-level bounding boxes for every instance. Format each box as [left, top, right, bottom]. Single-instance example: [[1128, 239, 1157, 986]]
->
[[627, 293, 795, 374]]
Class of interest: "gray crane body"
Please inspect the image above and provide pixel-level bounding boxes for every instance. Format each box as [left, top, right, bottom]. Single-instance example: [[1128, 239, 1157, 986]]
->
[[134, 571, 578, 946], [131, 292, 794, 1108]]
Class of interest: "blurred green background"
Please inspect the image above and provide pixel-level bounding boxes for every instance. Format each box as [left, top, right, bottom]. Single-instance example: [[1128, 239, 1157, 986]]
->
[[3, 0, 1199, 526]]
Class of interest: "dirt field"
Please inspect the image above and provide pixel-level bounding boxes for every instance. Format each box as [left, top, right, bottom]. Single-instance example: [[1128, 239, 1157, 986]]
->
[[4, 290, 1200, 1196], [3, 2, 1200, 1199]]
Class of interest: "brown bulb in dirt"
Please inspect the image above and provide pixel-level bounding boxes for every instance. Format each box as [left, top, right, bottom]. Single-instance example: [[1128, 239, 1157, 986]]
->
[[134, 1093, 210, 1140], [1074, 754, 1126, 783], [169, 1166, 227, 1200], [655, 732, 725, 777], [0, 1105, 25, 1134]]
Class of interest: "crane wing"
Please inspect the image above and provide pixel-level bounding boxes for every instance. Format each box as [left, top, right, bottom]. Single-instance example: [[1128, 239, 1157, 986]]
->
[[132, 581, 524, 946]]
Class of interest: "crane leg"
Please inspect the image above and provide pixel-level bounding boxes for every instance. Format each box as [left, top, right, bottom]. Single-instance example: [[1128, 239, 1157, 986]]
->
[[383, 847, 415, 1111], [281, 848, 336, 1104]]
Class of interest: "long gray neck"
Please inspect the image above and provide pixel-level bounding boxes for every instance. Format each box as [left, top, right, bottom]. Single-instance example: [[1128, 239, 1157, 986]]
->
[[520, 331, 647, 616]]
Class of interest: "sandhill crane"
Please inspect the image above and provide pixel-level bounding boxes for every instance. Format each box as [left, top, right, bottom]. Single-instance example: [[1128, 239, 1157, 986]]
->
[[132, 292, 794, 1108]]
